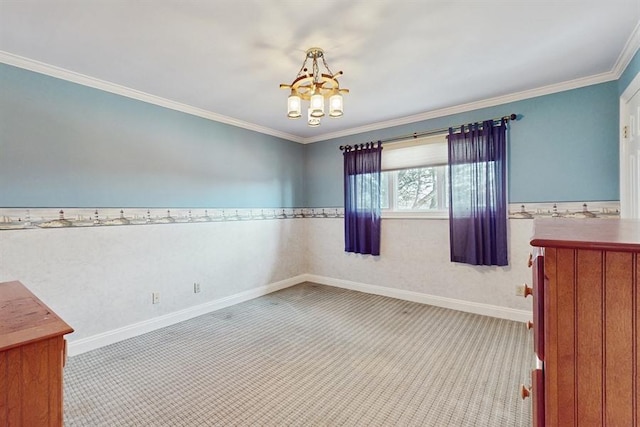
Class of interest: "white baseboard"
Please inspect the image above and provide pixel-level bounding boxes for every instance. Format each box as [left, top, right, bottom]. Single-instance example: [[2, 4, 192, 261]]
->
[[68, 273, 530, 356], [303, 274, 532, 323], [67, 275, 305, 356]]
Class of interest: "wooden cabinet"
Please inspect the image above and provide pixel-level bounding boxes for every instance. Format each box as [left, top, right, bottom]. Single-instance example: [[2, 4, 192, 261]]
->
[[528, 219, 639, 426], [0, 280, 74, 427], [531, 248, 545, 362]]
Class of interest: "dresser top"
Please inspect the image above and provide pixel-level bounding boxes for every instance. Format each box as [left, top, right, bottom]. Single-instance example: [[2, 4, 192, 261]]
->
[[0, 280, 73, 352], [530, 218, 640, 252]]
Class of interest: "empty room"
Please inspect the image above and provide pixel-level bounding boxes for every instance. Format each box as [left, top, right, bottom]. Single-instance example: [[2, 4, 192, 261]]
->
[[1, 1, 639, 426]]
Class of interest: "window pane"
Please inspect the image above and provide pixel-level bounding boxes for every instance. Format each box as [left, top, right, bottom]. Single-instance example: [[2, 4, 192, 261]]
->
[[380, 173, 389, 209], [348, 173, 381, 212], [397, 167, 438, 209], [450, 162, 495, 210], [382, 165, 448, 212]]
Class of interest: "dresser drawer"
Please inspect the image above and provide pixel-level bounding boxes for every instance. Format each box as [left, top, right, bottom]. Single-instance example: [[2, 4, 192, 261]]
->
[[531, 249, 545, 361], [531, 368, 544, 427]]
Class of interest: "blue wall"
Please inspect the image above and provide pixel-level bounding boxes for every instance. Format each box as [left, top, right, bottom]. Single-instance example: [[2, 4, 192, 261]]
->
[[0, 63, 306, 208], [619, 49, 640, 94], [0, 62, 630, 208], [305, 81, 620, 206]]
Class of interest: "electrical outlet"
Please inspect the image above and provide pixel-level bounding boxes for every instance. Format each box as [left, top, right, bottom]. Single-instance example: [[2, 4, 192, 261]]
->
[[152, 292, 160, 304], [194, 283, 201, 293], [515, 285, 525, 297]]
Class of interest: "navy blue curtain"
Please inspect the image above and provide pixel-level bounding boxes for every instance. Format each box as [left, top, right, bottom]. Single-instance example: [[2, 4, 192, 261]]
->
[[343, 142, 382, 255], [447, 119, 508, 266]]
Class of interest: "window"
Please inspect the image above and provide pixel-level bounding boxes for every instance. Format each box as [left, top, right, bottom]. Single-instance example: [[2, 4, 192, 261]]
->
[[449, 162, 495, 212], [347, 172, 382, 212], [383, 165, 448, 211], [381, 134, 448, 217]]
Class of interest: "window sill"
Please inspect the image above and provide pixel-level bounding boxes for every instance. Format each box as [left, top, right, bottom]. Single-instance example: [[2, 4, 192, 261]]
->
[[381, 211, 449, 220]]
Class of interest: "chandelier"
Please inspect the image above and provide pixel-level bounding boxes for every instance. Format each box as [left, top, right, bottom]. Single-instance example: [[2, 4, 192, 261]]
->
[[280, 47, 349, 127]]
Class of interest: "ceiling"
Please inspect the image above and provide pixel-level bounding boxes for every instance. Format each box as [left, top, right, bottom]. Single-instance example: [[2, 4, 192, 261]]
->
[[1, 1, 639, 144]]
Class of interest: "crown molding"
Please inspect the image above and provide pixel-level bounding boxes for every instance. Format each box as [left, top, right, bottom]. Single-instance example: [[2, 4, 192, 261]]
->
[[1, 35, 635, 146], [303, 25, 640, 144], [0, 51, 304, 144], [301, 70, 617, 144], [612, 20, 640, 78]]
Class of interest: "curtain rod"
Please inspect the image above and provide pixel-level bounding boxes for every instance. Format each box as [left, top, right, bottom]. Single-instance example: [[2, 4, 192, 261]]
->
[[339, 113, 517, 151]]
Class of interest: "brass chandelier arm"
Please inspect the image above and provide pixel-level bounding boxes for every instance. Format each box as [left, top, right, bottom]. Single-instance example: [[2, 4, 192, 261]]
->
[[282, 73, 347, 101]]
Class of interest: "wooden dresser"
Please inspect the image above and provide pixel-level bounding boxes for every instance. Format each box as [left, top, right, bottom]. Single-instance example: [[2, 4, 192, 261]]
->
[[0, 280, 74, 427], [526, 219, 639, 426]]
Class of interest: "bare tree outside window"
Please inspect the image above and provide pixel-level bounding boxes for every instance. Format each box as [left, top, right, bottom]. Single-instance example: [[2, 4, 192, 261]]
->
[[397, 167, 437, 209], [382, 166, 448, 212]]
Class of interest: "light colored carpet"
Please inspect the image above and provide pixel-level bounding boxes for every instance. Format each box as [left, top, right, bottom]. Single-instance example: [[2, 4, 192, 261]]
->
[[64, 282, 533, 426]]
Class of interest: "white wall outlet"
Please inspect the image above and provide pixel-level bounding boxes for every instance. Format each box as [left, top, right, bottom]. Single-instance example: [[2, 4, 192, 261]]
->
[[194, 283, 201, 293], [515, 285, 525, 297], [152, 292, 160, 304]]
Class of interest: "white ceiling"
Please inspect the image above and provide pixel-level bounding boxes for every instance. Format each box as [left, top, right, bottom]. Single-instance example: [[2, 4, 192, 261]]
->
[[1, 1, 639, 143]]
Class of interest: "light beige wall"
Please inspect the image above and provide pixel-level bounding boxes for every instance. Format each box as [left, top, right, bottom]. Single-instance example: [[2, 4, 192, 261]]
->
[[306, 218, 534, 313], [0, 217, 533, 353], [0, 220, 308, 342]]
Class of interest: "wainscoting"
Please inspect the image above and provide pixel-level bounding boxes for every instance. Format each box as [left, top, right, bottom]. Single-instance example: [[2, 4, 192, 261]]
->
[[0, 213, 543, 356], [0, 219, 307, 352], [306, 217, 535, 314]]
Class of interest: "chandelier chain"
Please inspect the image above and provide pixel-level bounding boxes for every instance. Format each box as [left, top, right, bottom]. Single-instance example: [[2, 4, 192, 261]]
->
[[321, 55, 335, 78], [296, 56, 309, 79], [312, 57, 320, 84]]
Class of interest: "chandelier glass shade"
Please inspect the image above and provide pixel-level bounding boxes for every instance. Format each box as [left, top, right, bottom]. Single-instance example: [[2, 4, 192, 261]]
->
[[280, 48, 349, 127]]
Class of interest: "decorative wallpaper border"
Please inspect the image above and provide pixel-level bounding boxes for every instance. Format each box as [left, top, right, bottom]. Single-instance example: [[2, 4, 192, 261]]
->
[[0, 201, 620, 231], [507, 201, 620, 219], [0, 207, 345, 230]]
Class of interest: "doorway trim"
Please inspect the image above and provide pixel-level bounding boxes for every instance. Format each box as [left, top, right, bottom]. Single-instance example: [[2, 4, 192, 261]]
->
[[620, 71, 640, 218]]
